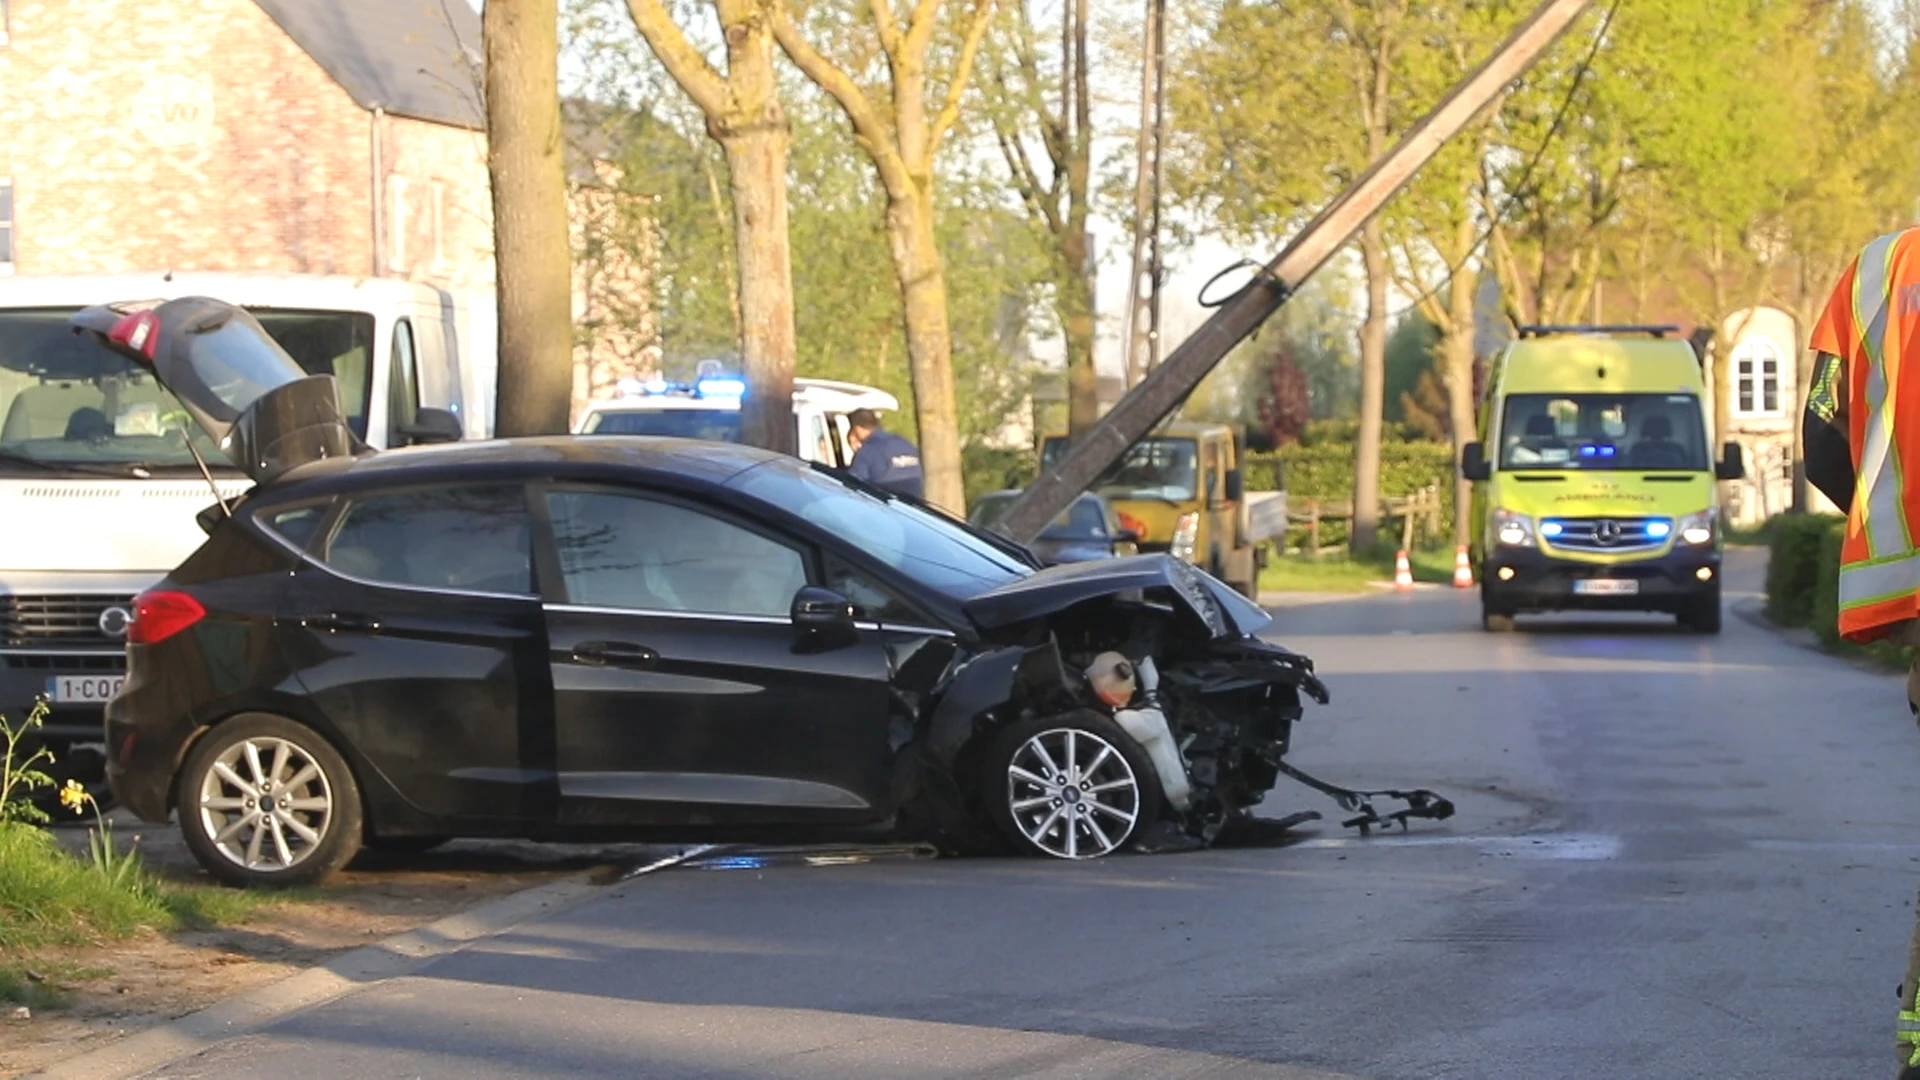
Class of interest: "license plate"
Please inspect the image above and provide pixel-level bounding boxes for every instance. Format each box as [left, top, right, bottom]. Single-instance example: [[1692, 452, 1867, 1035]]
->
[[1573, 578, 1639, 596], [46, 675, 125, 704]]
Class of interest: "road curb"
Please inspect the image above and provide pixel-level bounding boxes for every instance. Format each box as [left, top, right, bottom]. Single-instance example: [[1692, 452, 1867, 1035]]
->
[[26, 875, 606, 1080]]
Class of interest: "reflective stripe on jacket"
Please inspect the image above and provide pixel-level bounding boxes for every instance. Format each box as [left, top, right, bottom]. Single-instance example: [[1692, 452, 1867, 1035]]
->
[[1811, 228, 1920, 643]]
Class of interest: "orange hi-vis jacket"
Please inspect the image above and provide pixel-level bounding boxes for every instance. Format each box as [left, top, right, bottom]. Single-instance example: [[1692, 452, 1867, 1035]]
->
[[1812, 227, 1920, 643]]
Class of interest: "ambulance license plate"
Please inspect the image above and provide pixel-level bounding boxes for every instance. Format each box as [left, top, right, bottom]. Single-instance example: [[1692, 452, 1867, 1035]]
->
[[1573, 578, 1638, 596]]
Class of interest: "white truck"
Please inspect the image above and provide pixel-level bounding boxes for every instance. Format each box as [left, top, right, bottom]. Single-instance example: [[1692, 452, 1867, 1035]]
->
[[0, 272, 496, 793], [575, 373, 900, 468]]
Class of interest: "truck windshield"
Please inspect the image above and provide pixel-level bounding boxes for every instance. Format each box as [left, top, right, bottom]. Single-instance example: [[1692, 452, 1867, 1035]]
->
[[0, 307, 374, 472], [969, 493, 1110, 540], [1499, 392, 1709, 471], [1040, 436, 1198, 501]]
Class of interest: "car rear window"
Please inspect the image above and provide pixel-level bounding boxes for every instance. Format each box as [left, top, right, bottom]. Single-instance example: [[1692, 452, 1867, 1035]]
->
[[323, 485, 532, 595]]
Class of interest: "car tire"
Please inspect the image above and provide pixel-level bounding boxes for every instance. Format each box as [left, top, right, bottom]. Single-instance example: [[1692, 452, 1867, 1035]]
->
[[1680, 587, 1723, 634], [1482, 605, 1516, 632], [177, 714, 364, 888], [985, 711, 1162, 860]]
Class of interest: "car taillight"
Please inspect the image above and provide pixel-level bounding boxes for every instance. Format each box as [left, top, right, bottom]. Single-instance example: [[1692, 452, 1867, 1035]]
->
[[129, 590, 205, 645], [1170, 512, 1200, 563], [1117, 511, 1148, 540], [108, 310, 160, 362]]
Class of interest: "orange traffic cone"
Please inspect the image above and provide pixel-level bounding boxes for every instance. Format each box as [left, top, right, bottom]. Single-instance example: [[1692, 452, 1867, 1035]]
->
[[1394, 550, 1414, 591], [1453, 545, 1474, 589]]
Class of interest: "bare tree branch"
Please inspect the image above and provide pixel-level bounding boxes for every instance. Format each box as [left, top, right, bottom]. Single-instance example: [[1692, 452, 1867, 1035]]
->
[[928, 0, 998, 159], [771, 1, 914, 194], [624, 0, 730, 119], [871, 0, 905, 56]]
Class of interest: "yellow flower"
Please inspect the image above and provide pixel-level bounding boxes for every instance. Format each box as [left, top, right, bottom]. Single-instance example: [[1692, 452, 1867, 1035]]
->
[[59, 779, 90, 814]]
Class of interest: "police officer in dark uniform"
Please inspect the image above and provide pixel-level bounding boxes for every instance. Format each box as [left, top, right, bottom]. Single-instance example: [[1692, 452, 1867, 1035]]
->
[[845, 408, 924, 500]]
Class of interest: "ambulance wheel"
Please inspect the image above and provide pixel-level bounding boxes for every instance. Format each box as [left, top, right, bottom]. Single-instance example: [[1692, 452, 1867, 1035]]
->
[[1680, 587, 1722, 634], [1482, 605, 1516, 633]]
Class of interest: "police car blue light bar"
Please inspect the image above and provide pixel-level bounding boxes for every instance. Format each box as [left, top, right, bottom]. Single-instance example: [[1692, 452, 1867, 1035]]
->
[[697, 377, 747, 398]]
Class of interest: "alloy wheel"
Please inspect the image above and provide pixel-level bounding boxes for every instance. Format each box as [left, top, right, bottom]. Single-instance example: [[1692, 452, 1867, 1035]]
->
[[1004, 727, 1141, 859], [196, 736, 334, 873]]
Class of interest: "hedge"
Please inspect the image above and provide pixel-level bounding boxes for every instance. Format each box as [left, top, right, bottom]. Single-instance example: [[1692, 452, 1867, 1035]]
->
[[1245, 441, 1458, 551], [1764, 511, 1915, 668], [1763, 514, 1842, 627]]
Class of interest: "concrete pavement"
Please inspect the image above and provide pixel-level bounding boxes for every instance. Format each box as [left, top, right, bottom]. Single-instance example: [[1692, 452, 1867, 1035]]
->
[[53, 549, 1920, 1080]]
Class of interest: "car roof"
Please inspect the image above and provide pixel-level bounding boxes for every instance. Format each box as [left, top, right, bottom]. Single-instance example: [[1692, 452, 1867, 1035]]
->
[[583, 396, 736, 413], [265, 435, 786, 497]]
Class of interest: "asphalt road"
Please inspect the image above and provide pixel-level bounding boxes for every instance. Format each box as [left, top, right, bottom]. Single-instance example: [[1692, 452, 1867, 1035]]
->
[[133, 550, 1920, 1080]]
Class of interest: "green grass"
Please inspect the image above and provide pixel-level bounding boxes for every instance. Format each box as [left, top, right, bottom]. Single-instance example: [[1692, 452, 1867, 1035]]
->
[[1258, 546, 1459, 593], [0, 823, 266, 1004]]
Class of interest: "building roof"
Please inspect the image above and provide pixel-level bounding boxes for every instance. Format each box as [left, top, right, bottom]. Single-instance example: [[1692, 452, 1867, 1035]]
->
[[251, 0, 485, 130]]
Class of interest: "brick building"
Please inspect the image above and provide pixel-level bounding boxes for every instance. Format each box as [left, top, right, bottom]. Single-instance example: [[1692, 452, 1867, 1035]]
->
[[0, 0, 496, 289]]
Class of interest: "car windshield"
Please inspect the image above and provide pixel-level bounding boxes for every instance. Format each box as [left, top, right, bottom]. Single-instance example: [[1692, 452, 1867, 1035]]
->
[[1499, 393, 1709, 471], [731, 459, 1029, 598], [969, 494, 1109, 541], [0, 307, 373, 472], [584, 407, 744, 441], [1041, 436, 1197, 501]]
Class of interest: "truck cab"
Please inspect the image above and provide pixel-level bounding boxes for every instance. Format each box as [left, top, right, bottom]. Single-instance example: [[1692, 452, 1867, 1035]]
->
[[575, 374, 900, 467], [1461, 325, 1745, 633], [1038, 421, 1264, 598], [0, 272, 495, 790]]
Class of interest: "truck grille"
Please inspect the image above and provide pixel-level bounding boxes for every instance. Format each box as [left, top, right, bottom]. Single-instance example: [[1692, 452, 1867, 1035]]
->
[[0, 595, 138, 649], [1541, 517, 1670, 554]]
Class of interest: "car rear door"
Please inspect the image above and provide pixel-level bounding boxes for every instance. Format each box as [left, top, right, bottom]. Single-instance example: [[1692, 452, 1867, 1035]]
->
[[534, 483, 897, 829], [281, 482, 555, 826]]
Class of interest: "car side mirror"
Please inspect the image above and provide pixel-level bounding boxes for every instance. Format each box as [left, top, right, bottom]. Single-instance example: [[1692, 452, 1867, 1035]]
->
[[1716, 441, 1745, 481], [791, 586, 857, 645], [396, 407, 462, 446], [1223, 468, 1244, 502], [1461, 442, 1491, 482]]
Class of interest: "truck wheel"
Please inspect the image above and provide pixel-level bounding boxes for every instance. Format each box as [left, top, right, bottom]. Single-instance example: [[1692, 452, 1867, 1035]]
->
[[1482, 605, 1516, 633], [178, 714, 364, 887], [985, 712, 1161, 860]]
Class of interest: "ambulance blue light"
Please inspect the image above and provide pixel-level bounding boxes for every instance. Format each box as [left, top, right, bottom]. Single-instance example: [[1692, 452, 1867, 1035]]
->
[[1646, 519, 1672, 539], [1540, 521, 1564, 538]]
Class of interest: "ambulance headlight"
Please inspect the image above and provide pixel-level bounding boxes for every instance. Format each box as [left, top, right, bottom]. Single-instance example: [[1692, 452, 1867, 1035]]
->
[[1492, 509, 1534, 548], [1677, 508, 1717, 546]]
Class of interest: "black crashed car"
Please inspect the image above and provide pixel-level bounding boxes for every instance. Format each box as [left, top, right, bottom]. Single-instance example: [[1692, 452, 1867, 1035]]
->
[[967, 490, 1140, 566], [77, 297, 1451, 886]]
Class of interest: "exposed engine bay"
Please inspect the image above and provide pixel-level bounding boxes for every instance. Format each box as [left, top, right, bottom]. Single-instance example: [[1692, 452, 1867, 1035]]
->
[[900, 555, 1455, 857]]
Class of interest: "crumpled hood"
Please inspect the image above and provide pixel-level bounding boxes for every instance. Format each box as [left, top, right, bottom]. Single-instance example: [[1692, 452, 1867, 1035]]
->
[[962, 553, 1271, 637]]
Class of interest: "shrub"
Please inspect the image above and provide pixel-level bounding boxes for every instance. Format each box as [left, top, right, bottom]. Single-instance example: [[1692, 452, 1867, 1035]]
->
[[1246, 439, 1457, 551], [1765, 514, 1844, 628], [1798, 519, 1917, 669]]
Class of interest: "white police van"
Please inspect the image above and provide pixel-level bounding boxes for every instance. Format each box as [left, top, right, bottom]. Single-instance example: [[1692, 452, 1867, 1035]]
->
[[575, 371, 899, 468]]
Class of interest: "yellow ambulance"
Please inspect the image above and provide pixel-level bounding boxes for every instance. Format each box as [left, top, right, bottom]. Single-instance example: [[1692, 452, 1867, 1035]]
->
[[1461, 325, 1745, 633]]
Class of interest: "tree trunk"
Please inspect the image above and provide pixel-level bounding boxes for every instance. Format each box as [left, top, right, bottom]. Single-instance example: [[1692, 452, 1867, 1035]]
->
[[1442, 222, 1479, 549], [886, 187, 966, 513], [720, 123, 797, 455], [1061, 220, 1099, 435], [1351, 218, 1389, 553], [485, 0, 575, 437]]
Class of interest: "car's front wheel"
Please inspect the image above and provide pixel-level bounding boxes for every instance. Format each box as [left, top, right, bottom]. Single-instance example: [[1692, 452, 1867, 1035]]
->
[[177, 715, 363, 887], [985, 712, 1160, 860]]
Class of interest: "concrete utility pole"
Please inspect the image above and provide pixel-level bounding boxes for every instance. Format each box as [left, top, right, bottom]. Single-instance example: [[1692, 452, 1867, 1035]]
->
[[995, 0, 1596, 545]]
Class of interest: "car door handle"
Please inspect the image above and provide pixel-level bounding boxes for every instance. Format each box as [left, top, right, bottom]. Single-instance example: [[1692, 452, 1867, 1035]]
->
[[571, 641, 658, 669], [300, 613, 381, 634]]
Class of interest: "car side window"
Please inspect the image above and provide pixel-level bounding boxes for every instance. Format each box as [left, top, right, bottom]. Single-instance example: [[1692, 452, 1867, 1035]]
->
[[386, 319, 420, 446], [821, 555, 928, 626], [259, 502, 331, 551], [546, 490, 808, 618], [325, 485, 532, 595]]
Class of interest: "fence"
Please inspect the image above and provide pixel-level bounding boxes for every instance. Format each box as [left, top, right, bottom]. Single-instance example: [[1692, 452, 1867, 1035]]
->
[[1286, 484, 1445, 556]]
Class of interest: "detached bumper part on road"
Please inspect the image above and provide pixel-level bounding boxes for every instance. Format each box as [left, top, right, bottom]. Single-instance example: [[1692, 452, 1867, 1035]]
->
[[1482, 544, 1720, 614]]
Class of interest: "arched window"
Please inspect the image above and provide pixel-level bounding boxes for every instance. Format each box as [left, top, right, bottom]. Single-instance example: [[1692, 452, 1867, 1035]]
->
[[1731, 337, 1784, 417]]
